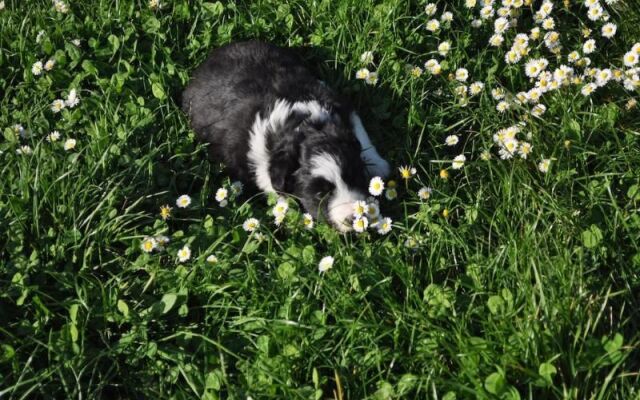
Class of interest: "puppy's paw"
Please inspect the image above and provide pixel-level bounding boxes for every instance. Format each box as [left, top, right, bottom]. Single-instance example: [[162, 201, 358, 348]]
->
[[362, 149, 391, 179]]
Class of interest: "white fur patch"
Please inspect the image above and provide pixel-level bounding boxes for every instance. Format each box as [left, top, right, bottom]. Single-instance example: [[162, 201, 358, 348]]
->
[[292, 100, 330, 124], [350, 112, 391, 178], [310, 152, 365, 231], [248, 99, 331, 193], [248, 112, 275, 192]]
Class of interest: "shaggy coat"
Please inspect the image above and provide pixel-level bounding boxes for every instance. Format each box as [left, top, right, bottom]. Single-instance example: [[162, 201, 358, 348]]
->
[[182, 41, 389, 230]]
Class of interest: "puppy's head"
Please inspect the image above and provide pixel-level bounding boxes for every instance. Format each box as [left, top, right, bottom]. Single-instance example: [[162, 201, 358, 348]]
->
[[268, 115, 368, 231]]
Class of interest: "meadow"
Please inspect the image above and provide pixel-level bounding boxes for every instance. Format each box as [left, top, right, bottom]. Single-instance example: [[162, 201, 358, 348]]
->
[[1, 0, 640, 398]]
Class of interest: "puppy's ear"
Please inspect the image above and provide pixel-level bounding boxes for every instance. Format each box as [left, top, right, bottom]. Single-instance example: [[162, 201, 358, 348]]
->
[[268, 111, 308, 193]]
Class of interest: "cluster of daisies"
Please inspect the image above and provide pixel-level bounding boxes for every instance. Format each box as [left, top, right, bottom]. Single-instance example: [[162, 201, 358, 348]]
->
[[214, 181, 244, 207], [410, 0, 637, 172], [12, 125, 77, 155], [14, 48, 81, 156], [355, 51, 379, 86]]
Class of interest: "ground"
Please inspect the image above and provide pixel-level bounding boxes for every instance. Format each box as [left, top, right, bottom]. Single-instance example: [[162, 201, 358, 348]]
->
[[1, 0, 639, 398]]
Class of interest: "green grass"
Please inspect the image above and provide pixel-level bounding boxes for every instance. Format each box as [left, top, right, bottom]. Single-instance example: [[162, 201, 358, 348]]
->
[[1, 0, 640, 398]]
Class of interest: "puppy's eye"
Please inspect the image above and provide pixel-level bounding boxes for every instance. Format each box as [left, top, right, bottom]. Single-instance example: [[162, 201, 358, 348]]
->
[[310, 178, 334, 197]]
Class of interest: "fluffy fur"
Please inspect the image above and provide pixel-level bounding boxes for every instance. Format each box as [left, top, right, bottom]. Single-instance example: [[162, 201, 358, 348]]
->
[[182, 41, 390, 231]]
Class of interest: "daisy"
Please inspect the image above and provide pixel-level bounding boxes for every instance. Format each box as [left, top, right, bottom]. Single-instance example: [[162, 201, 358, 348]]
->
[[480, 150, 492, 160], [32, 61, 43, 76], [44, 59, 55, 71], [366, 202, 380, 218], [140, 237, 157, 253], [47, 130, 61, 142], [491, 87, 505, 100], [425, 3, 437, 16], [581, 83, 597, 96], [409, 66, 423, 78], [318, 256, 334, 273], [489, 34, 504, 47], [465, 0, 477, 6], [360, 51, 374, 65], [518, 142, 533, 159], [364, 71, 378, 85], [376, 217, 392, 235], [352, 200, 367, 217], [568, 51, 580, 63], [426, 19, 440, 32], [538, 158, 551, 173], [352, 216, 369, 232], [177, 245, 191, 262], [601, 23, 617, 39], [501, 138, 519, 157], [149, 0, 160, 9], [531, 104, 546, 117], [544, 31, 561, 49], [424, 59, 441, 75], [494, 17, 510, 34], [369, 176, 385, 196], [445, 135, 460, 146], [71, 39, 81, 47], [176, 194, 191, 208], [155, 235, 170, 248], [17, 145, 33, 155], [469, 81, 484, 96], [36, 30, 45, 43], [385, 187, 398, 200], [418, 187, 432, 200], [65, 89, 79, 108], [274, 213, 286, 226], [53, 0, 69, 13], [398, 165, 417, 180], [207, 255, 218, 264], [273, 200, 289, 217], [587, 4, 603, 21], [455, 85, 468, 97], [160, 205, 172, 220], [231, 181, 244, 194], [242, 218, 260, 232], [455, 68, 469, 82], [623, 51, 639, 67], [441, 11, 453, 22], [355, 68, 370, 80], [530, 27, 541, 40], [505, 50, 522, 64], [438, 41, 451, 56], [51, 99, 65, 113], [480, 6, 494, 19], [439, 169, 449, 180], [215, 187, 228, 203], [64, 138, 77, 151], [525, 59, 542, 78], [583, 39, 596, 54], [542, 18, 555, 30], [471, 19, 483, 28], [452, 154, 466, 169], [496, 7, 510, 17], [496, 101, 510, 113], [302, 213, 314, 229], [596, 68, 612, 86]]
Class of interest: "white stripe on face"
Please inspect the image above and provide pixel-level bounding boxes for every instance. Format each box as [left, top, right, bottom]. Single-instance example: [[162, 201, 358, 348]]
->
[[248, 99, 330, 193], [310, 152, 365, 231]]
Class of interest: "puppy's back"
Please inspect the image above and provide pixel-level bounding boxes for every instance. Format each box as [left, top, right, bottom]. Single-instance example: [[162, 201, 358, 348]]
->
[[181, 41, 322, 179]]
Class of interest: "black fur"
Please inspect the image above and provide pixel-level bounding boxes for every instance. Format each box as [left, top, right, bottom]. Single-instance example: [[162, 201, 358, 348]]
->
[[182, 40, 370, 223]]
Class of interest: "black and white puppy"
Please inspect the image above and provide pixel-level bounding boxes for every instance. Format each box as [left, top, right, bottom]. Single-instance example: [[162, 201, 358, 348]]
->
[[182, 41, 390, 231]]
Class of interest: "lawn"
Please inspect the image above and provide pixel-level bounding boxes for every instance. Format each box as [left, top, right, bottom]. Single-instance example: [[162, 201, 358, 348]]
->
[[1, 0, 639, 398]]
